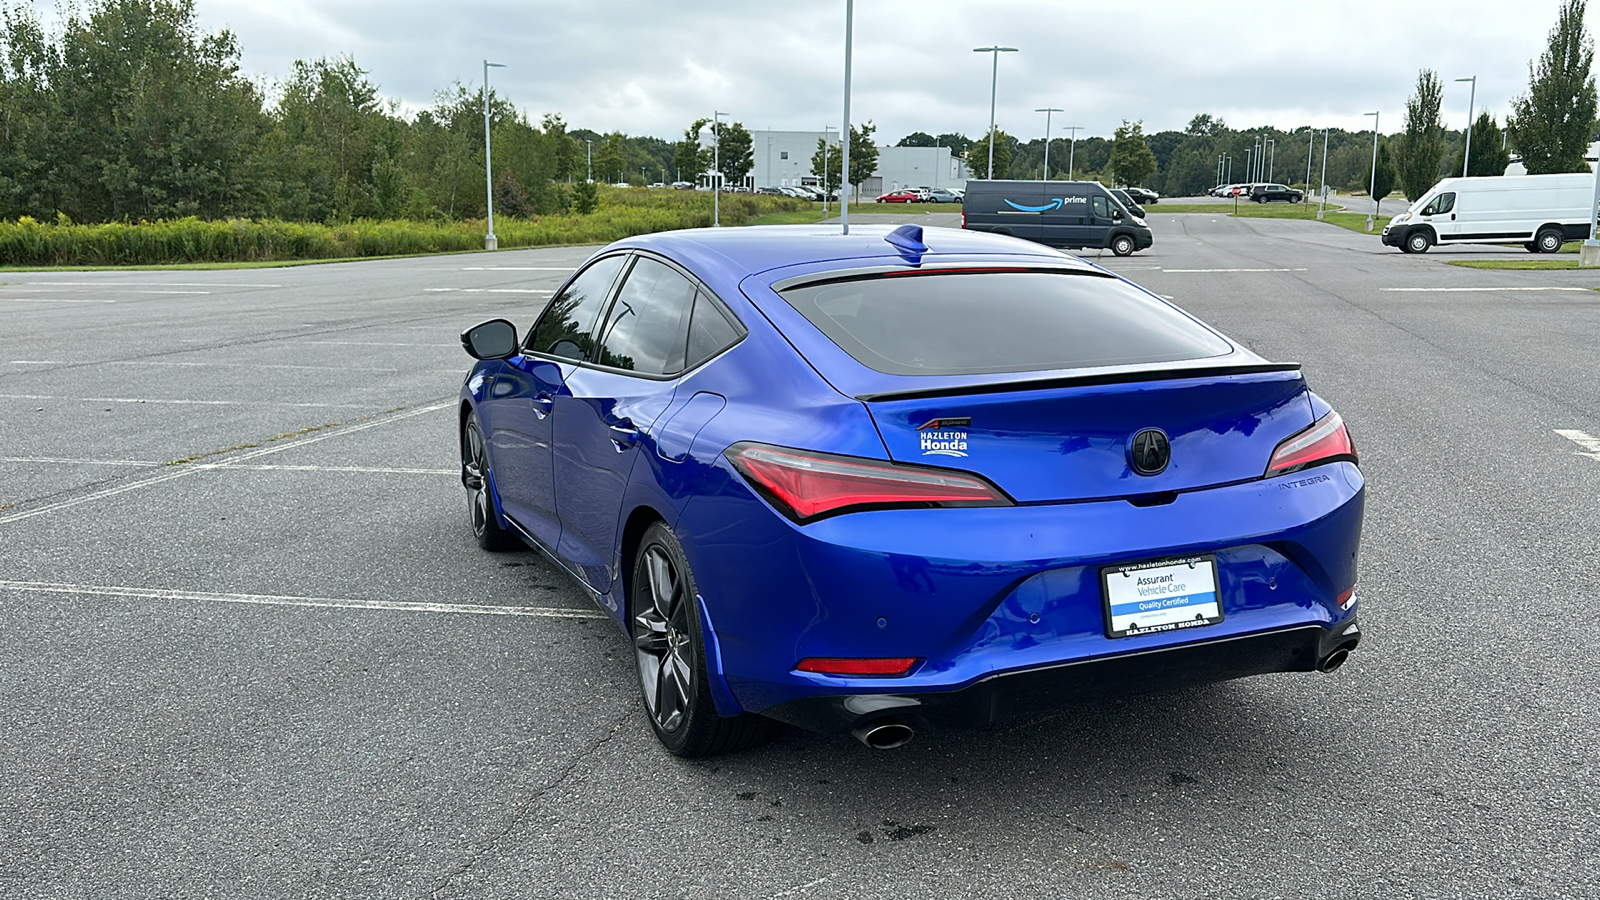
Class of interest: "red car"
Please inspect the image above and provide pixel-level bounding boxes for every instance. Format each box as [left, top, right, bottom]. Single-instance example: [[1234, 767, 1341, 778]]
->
[[875, 189, 919, 203]]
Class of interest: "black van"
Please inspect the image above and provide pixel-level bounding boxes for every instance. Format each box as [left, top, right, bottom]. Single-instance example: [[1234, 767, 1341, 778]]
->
[[960, 180, 1153, 256]]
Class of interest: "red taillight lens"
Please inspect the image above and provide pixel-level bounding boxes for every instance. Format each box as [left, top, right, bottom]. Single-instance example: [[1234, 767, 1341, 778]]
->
[[1265, 411, 1357, 477], [796, 657, 918, 676], [725, 442, 1013, 522]]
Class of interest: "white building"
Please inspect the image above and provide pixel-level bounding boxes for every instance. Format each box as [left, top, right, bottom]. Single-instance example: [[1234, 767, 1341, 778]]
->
[[696, 130, 974, 195]]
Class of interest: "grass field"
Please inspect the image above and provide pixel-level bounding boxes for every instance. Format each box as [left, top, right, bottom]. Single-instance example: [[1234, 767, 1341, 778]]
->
[[1445, 259, 1581, 270]]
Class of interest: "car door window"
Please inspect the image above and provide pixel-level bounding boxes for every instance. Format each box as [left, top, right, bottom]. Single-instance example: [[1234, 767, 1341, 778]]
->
[[1432, 192, 1455, 214], [528, 254, 627, 362], [1092, 195, 1110, 218], [594, 257, 697, 376], [686, 290, 743, 369]]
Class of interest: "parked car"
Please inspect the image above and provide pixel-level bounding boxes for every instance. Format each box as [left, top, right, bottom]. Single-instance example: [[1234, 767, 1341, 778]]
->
[[1109, 189, 1147, 219], [671, 181, 695, 190], [1382, 172, 1594, 253], [1123, 186, 1159, 205], [457, 224, 1365, 755], [961, 179, 1153, 256], [875, 190, 919, 203], [926, 189, 962, 203], [1250, 184, 1304, 203]]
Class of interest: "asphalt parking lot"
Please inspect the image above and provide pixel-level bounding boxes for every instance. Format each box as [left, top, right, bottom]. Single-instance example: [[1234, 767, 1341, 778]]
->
[[2, 216, 1597, 899]]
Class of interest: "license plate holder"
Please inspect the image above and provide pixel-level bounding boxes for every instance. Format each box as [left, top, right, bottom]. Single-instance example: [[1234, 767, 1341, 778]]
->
[[1102, 555, 1223, 638]]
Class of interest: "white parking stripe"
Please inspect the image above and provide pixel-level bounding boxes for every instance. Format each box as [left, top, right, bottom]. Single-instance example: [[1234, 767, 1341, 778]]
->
[[0, 298, 118, 304], [1381, 287, 1591, 292], [0, 394, 348, 408], [7, 281, 281, 287], [0, 456, 163, 467], [460, 267, 573, 271], [0, 457, 454, 475], [0, 580, 606, 619], [424, 288, 553, 294], [1555, 429, 1600, 460], [0, 402, 451, 525], [1160, 268, 1309, 273]]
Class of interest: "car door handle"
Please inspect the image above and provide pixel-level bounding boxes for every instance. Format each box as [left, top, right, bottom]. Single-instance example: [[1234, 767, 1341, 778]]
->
[[609, 421, 639, 451], [532, 393, 553, 418]]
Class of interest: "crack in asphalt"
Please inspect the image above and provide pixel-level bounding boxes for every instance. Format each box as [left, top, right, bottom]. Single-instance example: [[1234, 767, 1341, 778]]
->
[[423, 713, 633, 899]]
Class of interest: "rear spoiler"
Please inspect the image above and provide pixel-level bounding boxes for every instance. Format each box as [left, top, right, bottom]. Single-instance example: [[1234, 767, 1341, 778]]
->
[[855, 362, 1302, 403]]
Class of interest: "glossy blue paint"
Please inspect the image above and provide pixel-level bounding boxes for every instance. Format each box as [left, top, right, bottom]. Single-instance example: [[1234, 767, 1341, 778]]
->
[[459, 224, 1366, 736]]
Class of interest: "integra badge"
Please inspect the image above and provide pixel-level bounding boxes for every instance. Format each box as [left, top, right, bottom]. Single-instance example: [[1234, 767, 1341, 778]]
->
[[917, 417, 971, 458]]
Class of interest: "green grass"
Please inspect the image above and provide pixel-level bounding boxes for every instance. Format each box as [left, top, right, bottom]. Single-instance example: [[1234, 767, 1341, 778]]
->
[[746, 209, 831, 226], [1150, 201, 1395, 237], [1446, 259, 1581, 270]]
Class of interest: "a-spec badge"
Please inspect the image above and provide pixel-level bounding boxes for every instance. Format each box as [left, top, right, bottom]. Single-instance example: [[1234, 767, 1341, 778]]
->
[[918, 417, 971, 458], [1128, 428, 1171, 475]]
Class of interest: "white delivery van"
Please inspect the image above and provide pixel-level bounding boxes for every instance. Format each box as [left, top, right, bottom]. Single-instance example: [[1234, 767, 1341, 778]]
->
[[1380, 173, 1596, 253]]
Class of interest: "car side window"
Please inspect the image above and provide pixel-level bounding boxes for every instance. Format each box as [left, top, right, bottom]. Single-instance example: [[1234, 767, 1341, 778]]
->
[[528, 254, 627, 362], [1092, 195, 1110, 218], [593, 257, 697, 376], [686, 290, 743, 369], [1432, 192, 1455, 214]]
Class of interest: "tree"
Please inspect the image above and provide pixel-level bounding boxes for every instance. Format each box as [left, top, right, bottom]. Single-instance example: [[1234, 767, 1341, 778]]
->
[[897, 131, 936, 147], [935, 133, 972, 156], [672, 118, 709, 183], [811, 134, 842, 193], [1397, 69, 1446, 200], [1109, 120, 1157, 186], [716, 121, 753, 187], [541, 114, 580, 182], [967, 129, 1012, 179], [1186, 113, 1227, 137], [846, 121, 878, 200], [594, 131, 626, 183], [1509, 0, 1598, 174], [1371, 140, 1397, 204]]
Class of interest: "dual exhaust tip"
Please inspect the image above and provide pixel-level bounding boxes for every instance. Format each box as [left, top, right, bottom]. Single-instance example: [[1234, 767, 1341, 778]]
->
[[1318, 643, 1357, 673], [851, 719, 915, 750]]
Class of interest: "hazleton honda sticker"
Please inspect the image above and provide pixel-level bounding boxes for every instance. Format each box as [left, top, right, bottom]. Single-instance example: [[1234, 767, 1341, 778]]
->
[[917, 417, 970, 458]]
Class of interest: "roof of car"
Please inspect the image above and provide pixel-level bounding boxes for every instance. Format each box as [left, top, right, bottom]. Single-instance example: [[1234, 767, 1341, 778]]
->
[[612, 224, 1091, 280]]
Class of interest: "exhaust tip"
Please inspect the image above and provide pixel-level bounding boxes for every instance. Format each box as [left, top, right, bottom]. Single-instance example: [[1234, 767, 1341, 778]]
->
[[851, 720, 914, 750], [1318, 647, 1351, 673]]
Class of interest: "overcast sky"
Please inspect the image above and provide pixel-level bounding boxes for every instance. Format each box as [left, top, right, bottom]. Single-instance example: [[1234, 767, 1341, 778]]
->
[[34, 0, 1589, 141]]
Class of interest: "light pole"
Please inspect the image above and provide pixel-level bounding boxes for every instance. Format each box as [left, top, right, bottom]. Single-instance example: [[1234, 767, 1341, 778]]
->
[[1244, 149, 1252, 188], [841, 0, 854, 233], [1035, 107, 1062, 179], [973, 45, 1019, 179], [1456, 75, 1477, 176], [1318, 127, 1330, 219], [1266, 138, 1276, 182], [482, 60, 506, 251], [1365, 110, 1380, 230], [711, 110, 727, 226], [1305, 130, 1314, 192], [1224, 154, 1232, 184], [584, 139, 592, 183], [823, 124, 837, 216], [1062, 125, 1082, 180]]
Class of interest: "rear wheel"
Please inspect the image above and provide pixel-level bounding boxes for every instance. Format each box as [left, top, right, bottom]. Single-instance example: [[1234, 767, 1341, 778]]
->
[[1405, 230, 1433, 254], [1110, 234, 1136, 256], [631, 523, 766, 757], [1535, 228, 1564, 253], [462, 412, 518, 551]]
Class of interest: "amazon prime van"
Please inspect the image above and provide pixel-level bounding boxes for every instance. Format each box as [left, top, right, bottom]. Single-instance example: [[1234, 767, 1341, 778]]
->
[[961, 179, 1154, 256], [1381, 173, 1595, 253]]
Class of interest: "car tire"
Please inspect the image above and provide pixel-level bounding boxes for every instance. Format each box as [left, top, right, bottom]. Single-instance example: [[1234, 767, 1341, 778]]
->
[[631, 522, 767, 757], [1110, 234, 1136, 257], [462, 411, 519, 552], [1405, 230, 1433, 254], [1535, 228, 1564, 253]]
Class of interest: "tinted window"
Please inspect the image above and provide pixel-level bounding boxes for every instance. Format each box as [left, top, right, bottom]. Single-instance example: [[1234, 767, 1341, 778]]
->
[[1092, 195, 1111, 218], [529, 254, 627, 361], [593, 257, 696, 375], [779, 271, 1232, 376], [1432, 192, 1456, 214], [686, 290, 742, 368]]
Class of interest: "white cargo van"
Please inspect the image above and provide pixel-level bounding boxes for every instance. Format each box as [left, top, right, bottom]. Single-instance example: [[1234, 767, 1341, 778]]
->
[[1380, 173, 1596, 253]]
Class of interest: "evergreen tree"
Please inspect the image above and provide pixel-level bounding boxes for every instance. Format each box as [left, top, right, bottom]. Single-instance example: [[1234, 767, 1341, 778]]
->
[[967, 129, 1012, 179], [810, 134, 842, 193], [672, 118, 709, 184], [846, 121, 879, 200], [1509, 0, 1598, 174], [1398, 69, 1447, 200], [1372, 140, 1397, 204], [1109, 120, 1157, 186], [716, 121, 754, 187]]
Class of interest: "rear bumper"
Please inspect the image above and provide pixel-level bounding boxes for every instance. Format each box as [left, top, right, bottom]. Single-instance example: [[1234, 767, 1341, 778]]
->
[[760, 618, 1362, 735]]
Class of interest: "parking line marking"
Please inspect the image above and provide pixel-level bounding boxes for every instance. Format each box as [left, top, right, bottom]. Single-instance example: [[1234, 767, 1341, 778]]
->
[[296, 341, 435, 347], [0, 580, 606, 619], [222, 464, 456, 475], [7, 281, 281, 287], [0, 402, 452, 525], [460, 267, 573, 271], [0, 297, 118, 304], [1160, 268, 1308, 273], [1381, 286, 1590, 292], [0, 456, 163, 467], [424, 288, 553, 294], [0, 457, 453, 475], [1555, 429, 1600, 460], [0, 394, 347, 408]]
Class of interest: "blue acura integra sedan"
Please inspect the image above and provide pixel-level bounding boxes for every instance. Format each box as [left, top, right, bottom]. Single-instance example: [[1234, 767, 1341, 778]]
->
[[458, 224, 1363, 756]]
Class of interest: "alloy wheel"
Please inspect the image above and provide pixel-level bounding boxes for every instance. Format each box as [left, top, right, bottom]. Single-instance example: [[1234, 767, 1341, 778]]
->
[[633, 545, 694, 733]]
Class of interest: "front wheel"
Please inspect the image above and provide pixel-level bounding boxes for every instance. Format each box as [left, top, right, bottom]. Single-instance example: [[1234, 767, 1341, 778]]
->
[[1405, 230, 1433, 254], [1110, 234, 1136, 257], [1535, 228, 1564, 253], [631, 523, 766, 757], [462, 412, 519, 551]]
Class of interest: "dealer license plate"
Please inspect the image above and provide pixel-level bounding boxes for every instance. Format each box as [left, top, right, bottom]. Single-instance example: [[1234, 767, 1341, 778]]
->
[[1102, 555, 1223, 638]]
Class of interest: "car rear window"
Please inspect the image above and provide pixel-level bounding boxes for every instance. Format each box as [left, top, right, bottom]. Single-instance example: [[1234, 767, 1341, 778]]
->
[[777, 270, 1232, 376]]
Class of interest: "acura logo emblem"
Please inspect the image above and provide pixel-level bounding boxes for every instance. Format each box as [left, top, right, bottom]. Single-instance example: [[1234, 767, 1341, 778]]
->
[[1129, 428, 1170, 475]]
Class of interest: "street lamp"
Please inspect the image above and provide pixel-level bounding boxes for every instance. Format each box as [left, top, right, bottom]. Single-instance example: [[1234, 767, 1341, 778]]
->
[[823, 124, 837, 217], [1318, 127, 1331, 219], [1365, 110, 1380, 230], [1062, 125, 1082, 180], [1035, 107, 1062, 179], [1456, 76, 1477, 176], [841, 0, 854, 234], [711, 110, 728, 226], [973, 45, 1019, 179], [482, 60, 506, 251], [584, 139, 593, 183], [1266, 138, 1276, 182]]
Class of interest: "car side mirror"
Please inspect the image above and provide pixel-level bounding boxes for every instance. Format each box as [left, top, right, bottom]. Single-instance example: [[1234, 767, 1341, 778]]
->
[[462, 318, 519, 359], [1422, 206, 1435, 216], [1112, 210, 1123, 220]]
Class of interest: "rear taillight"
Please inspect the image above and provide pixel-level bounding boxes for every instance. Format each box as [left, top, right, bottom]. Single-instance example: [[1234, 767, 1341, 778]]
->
[[796, 657, 917, 676], [1265, 411, 1357, 476], [725, 442, 1013, 522]]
